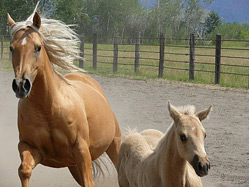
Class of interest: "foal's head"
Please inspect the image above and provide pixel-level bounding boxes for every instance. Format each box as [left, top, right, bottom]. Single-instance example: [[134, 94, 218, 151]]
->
[[8, 13, 44, 98], [168, 101, 212, 177]]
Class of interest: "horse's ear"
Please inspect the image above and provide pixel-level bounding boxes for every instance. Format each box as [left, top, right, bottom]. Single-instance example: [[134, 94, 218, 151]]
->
[[7, 13, 16, 28], [33, 12, 41, 29], [168, 101, 181, 122], [196, 106, 212, 121]]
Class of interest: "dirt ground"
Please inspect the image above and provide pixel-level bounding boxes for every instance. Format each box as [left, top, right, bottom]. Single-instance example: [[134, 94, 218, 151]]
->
[[0, 70, 248, 187]]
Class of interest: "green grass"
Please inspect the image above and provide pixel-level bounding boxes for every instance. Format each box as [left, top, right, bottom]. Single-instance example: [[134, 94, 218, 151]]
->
[[0, 41, 12, 71], [82, 43, 249, 89]]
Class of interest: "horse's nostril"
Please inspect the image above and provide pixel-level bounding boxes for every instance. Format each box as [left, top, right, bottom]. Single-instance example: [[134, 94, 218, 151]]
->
[[23, 79, 31, 92]]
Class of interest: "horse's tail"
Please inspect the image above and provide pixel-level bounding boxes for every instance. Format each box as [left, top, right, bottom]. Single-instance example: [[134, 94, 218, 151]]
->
[[92, 152, 111, 179]]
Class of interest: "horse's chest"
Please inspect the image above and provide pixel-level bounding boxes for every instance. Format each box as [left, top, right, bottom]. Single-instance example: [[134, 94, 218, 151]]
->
[[18, 111, 76, 166]]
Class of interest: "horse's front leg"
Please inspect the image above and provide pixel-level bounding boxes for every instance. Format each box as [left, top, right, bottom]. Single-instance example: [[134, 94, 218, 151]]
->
[[18, 141, 41, 187], [73, 138, 94, 187]]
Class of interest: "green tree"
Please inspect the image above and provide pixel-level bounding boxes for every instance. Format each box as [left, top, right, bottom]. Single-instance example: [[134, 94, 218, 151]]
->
[[0, 0, 54, 35], [204, 10, 221, 34]]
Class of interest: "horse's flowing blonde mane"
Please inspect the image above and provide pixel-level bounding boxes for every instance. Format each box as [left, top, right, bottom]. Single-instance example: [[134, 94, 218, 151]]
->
[[10, 3, 84, 72]]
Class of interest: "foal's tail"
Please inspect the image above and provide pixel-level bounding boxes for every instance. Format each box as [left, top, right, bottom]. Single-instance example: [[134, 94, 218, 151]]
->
[[122, 127, 138, 140]]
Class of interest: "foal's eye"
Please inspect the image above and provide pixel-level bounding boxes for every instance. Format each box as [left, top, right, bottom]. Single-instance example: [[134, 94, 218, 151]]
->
[[180, 134, 187, 142], [204, 133, 207, 139], [35, 45, 41, 53]]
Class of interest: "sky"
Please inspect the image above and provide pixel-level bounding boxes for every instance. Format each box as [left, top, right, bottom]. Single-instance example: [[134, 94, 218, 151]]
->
[[207, 0, 249, 23], [140, 0, 249, 23]]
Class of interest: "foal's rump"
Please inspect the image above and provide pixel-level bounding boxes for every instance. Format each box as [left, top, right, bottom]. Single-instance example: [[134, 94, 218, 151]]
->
[[117, 130, 154, 187]]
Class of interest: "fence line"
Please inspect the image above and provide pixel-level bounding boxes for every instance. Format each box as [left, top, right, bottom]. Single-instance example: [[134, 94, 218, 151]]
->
[[80, 33, 249, 88]]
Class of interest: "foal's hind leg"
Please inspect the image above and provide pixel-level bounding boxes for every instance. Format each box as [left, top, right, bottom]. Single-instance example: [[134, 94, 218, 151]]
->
[[106, 116, 121, 168], [18, 142, 41, 187]]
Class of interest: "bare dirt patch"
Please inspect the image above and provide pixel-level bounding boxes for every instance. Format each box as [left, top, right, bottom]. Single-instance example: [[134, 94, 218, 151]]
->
[[0, 71, 248, 186]]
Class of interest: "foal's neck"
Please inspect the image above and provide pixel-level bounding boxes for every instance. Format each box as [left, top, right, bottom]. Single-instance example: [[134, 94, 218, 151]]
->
[[155, 124, 188, 186]]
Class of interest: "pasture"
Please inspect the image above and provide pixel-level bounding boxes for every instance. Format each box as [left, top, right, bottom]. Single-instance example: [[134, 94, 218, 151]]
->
[[0, 70, 248, 186], [81, 40, 249, 89]]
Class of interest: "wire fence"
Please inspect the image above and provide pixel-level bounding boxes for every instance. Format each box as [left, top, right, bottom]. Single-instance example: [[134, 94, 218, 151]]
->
[[1, 34, 249, 88]]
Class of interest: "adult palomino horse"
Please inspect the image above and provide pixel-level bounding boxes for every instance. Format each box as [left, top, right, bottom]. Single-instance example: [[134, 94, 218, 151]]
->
[[118, 101, 212, 187], [8, 7, 121, 187]]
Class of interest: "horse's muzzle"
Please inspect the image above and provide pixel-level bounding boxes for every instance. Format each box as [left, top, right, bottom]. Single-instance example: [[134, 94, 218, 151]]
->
[[191, 155, 210, 177], [12, 78, 32, 98]]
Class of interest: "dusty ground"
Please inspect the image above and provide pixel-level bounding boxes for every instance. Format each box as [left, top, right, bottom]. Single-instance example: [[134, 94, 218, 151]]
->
[[0, 70, 248, 187]]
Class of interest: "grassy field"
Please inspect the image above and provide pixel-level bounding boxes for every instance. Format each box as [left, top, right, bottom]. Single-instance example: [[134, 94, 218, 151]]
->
[[80, 42, 249, 89], [1, 40, 249, 88]]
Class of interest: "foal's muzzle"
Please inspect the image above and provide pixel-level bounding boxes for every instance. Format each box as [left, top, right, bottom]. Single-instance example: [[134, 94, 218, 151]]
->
[[12, 78, 32, 98], [191, 155, 210, 177]]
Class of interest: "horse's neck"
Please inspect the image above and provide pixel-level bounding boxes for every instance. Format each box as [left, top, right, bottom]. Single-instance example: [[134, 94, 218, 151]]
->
[[28, 58, 66, 108], [155, 124, 188, 186]]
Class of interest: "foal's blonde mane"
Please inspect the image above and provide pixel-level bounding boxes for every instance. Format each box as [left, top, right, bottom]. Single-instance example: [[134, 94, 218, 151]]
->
[[10, 3, 84, 72], [177, 105, 196, 115]]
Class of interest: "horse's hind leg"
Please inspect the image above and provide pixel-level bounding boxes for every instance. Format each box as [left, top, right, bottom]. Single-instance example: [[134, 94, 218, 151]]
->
[[18, 142, 41, 187], [106, 116, 121, 168], [68, 165, 82, 186]]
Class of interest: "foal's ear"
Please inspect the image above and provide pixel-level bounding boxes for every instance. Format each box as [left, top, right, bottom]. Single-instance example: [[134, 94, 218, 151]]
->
[[168, 101, 181, 121], [33, 12, 41, 29], [196, 106, 212, 121], [7, 13, 16, 28]]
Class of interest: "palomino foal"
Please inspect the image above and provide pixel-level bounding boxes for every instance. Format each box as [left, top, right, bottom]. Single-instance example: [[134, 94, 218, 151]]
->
[[118, 101, 212, 187], [8, 9, 121, 187]]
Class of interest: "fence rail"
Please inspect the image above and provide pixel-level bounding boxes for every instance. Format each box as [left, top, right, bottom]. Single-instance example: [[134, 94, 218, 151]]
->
[[1, 34, 249, 88]]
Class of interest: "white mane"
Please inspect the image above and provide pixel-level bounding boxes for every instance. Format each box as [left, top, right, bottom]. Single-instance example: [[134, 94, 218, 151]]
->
[[10, 2, 84, 72]]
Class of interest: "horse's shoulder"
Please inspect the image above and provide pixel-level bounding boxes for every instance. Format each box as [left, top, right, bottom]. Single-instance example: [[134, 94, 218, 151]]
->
[[64, 72, 105, 96]]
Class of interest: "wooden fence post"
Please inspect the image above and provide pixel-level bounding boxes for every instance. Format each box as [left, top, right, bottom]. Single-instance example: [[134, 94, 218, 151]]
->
[[135, 32, 140, 73], [93, 33, 97, 69], [113, 33, 118, 72], [1, 36, 4, 60], [158, 33, 165, 78], [189, 33, 195, 80], [215, 34, 221, 84], [79, 34, 84, 69]]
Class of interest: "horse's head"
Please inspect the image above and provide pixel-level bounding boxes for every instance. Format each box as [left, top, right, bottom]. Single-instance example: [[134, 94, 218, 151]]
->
[[168, 101, 212, 177], [8, 12, 44, 98]]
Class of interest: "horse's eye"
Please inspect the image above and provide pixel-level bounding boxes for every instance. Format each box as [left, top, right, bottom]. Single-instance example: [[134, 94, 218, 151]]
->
[[204, 133, 207, 139], [35, 45, 41, 53], [180, 134, 187, 142]]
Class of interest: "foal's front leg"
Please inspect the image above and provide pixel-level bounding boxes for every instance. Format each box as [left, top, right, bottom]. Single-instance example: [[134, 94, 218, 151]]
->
[[18, 142, 41, 187], [73, 138, 94, 187]]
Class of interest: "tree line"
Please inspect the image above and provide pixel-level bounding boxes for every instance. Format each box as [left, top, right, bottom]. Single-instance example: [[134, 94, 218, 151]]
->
[[1, 0, 249, 43]]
